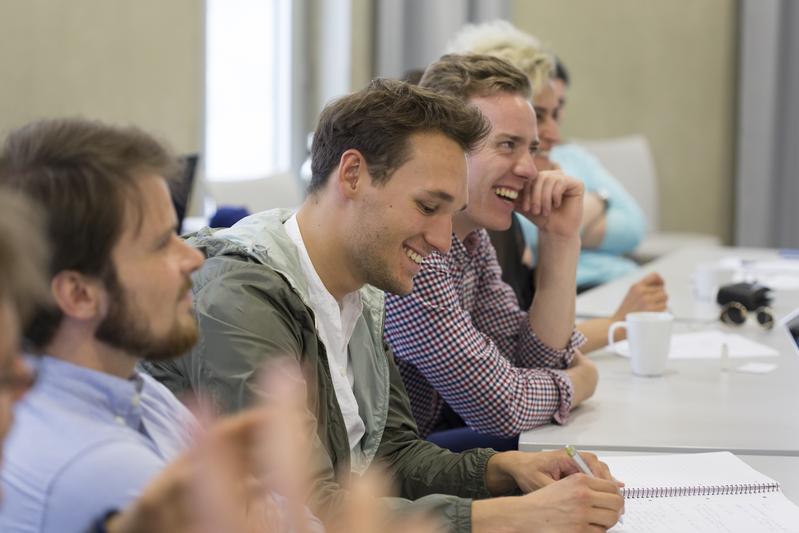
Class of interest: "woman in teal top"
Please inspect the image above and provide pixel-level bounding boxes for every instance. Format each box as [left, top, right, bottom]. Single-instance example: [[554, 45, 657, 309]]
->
[[519, 60, 646, 289]]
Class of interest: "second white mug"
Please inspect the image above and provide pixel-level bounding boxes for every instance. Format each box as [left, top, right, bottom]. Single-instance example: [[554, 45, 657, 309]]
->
[[608, 312, 674, 376]]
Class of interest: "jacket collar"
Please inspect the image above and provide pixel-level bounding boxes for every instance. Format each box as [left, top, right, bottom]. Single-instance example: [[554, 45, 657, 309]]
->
[[189, 208, 385, 320]]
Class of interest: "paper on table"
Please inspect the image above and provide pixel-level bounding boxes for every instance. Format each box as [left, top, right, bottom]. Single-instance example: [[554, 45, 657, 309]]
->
[[609, 492, 799, 533], [612, 330, 779, 359], [603, 453, 799, 533], [736, 362, 778, 374], [602, 452, 777, 491], [718, 257, 799, 291]]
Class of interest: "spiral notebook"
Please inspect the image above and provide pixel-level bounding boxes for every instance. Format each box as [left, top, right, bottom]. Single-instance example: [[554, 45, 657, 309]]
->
[[602, 452, 799, 533]]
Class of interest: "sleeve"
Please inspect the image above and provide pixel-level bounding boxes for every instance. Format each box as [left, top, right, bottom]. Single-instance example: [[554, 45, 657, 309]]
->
[[191, 264, 308, 413], [472, 240, 585, 371], [375, 345, 497, 532], [42, 441, 166, 533], [564, 146, 647, 255], [385, 247, 577, 439]]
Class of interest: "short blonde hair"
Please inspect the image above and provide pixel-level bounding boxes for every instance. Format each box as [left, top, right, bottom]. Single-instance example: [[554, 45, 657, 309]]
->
[[446, 20, 554, 94], [420, 54, 532, 103]]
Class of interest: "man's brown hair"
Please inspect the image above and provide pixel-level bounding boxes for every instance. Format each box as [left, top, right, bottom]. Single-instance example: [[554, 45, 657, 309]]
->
[[0, 191, 50, 327], [308, 78, 490, 193], [0, 118, 181, 348], [419, 53, 532, 103]]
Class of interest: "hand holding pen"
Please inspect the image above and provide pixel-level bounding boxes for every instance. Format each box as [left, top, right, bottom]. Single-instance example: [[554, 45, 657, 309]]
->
[[566, 445, 626, 525]]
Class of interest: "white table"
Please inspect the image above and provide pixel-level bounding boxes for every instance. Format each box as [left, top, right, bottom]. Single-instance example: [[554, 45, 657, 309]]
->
[[576, 246, 799, 322], [519, 246, 799, 456]]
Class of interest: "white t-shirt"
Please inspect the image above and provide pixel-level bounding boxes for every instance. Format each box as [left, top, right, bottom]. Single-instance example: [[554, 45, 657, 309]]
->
[[284, 214, 367, 470]]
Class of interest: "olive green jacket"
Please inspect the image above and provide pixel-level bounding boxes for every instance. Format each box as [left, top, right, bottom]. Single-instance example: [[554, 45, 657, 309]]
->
[[145, 209, 496, 532]]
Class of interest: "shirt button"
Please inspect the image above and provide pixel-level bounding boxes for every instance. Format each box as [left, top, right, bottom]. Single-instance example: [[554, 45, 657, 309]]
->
[[131, 394, 141, 407], [115, 416, 125, 425], [339, 369, 346, 378]]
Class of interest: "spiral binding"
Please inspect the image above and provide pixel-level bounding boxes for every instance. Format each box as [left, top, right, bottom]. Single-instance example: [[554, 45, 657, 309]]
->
[[621, 482, 781, 499]]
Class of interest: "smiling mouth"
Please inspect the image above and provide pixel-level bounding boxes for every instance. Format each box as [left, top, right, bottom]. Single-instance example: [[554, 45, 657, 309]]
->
[[494, 187, 519, 202], [403, 246, 424, 265]]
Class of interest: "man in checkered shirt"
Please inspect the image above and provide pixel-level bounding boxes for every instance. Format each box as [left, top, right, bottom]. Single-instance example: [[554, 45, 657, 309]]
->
[[385, 54, 599, 446]]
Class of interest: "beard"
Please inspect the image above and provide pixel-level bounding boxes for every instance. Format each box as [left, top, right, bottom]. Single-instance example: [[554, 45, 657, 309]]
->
[[349, 221, 413, 296], [94, 270, 198, 361]]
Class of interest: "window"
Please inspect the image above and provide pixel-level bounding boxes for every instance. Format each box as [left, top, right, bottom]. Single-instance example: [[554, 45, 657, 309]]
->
[[205, 0, 291, 182]]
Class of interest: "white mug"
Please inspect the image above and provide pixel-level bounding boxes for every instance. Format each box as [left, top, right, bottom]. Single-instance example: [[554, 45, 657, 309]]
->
[[693, 263, 736, 302], [608, 312, 674, 376]]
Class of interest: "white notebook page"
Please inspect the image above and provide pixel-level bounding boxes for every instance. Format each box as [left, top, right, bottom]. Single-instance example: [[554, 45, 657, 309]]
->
[[609, 492, 799, 533], [602, 453, 799, 533], [603, 452, 778, 495]]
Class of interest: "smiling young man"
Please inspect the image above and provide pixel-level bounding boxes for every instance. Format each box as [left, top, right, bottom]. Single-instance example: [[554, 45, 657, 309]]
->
[[384, 54, 600, 446], [147, 79, 624, 532]]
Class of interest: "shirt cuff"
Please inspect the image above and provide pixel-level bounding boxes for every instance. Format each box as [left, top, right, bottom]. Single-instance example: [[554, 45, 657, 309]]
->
[[547, 368, 575, 425], [518, 324, 587, 369]]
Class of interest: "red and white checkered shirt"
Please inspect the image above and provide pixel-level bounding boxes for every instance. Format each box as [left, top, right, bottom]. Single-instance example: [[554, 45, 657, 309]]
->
[[385, 229, 586, 438]]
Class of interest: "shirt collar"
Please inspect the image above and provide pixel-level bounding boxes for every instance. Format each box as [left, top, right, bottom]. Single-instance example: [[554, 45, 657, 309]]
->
[[451, 229, 485, 258], [33, 355, 146, 429]]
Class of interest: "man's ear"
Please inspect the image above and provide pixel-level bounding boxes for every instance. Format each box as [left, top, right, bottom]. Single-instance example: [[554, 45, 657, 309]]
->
[[336, 149, 367, 199], [50, 271, 105, 321]]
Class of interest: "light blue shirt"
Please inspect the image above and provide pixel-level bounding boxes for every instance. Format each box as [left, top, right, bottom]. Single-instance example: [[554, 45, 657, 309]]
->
[[0, 356, 195, 533], [519, 143, 647, 287]]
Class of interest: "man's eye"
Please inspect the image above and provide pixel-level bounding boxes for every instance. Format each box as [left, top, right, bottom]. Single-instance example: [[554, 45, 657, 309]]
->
[[417, 202, 436, 215], [499, 141, 515, 150]]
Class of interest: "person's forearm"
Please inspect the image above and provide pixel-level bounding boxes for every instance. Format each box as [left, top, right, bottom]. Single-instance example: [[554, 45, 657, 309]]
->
[[581, 216, 607, 248], [576, 318, 614, 353], [581, 193, 607, 249], [472, 497, 521, 533], [565, 356, 599, 407], [483, 452, 522, 495], [529, 233, 580, 348]]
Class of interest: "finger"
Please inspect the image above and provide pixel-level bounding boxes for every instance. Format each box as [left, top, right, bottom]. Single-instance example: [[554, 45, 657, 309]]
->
[[563, 176, 585, 196], [530, 470, 558, 488], [579, 453, 612, 480], [586, 476, 626, 495], [531, 172, 546, 215], [641, 272, 665, 286], [550, 177, 566, 210], [589, 459, 614, 482], [588, 506, 625, 529], [590, 490, 625, 513], [518, 177, 533, 213], [647, 293, 669, 308], [540, 175, 556, 216]]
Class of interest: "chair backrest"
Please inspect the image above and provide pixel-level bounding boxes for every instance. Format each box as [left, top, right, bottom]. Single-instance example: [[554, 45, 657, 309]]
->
[[170, 154, 200, 234], [206, 172, 304, 214], [574, 134, 660, 232]]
